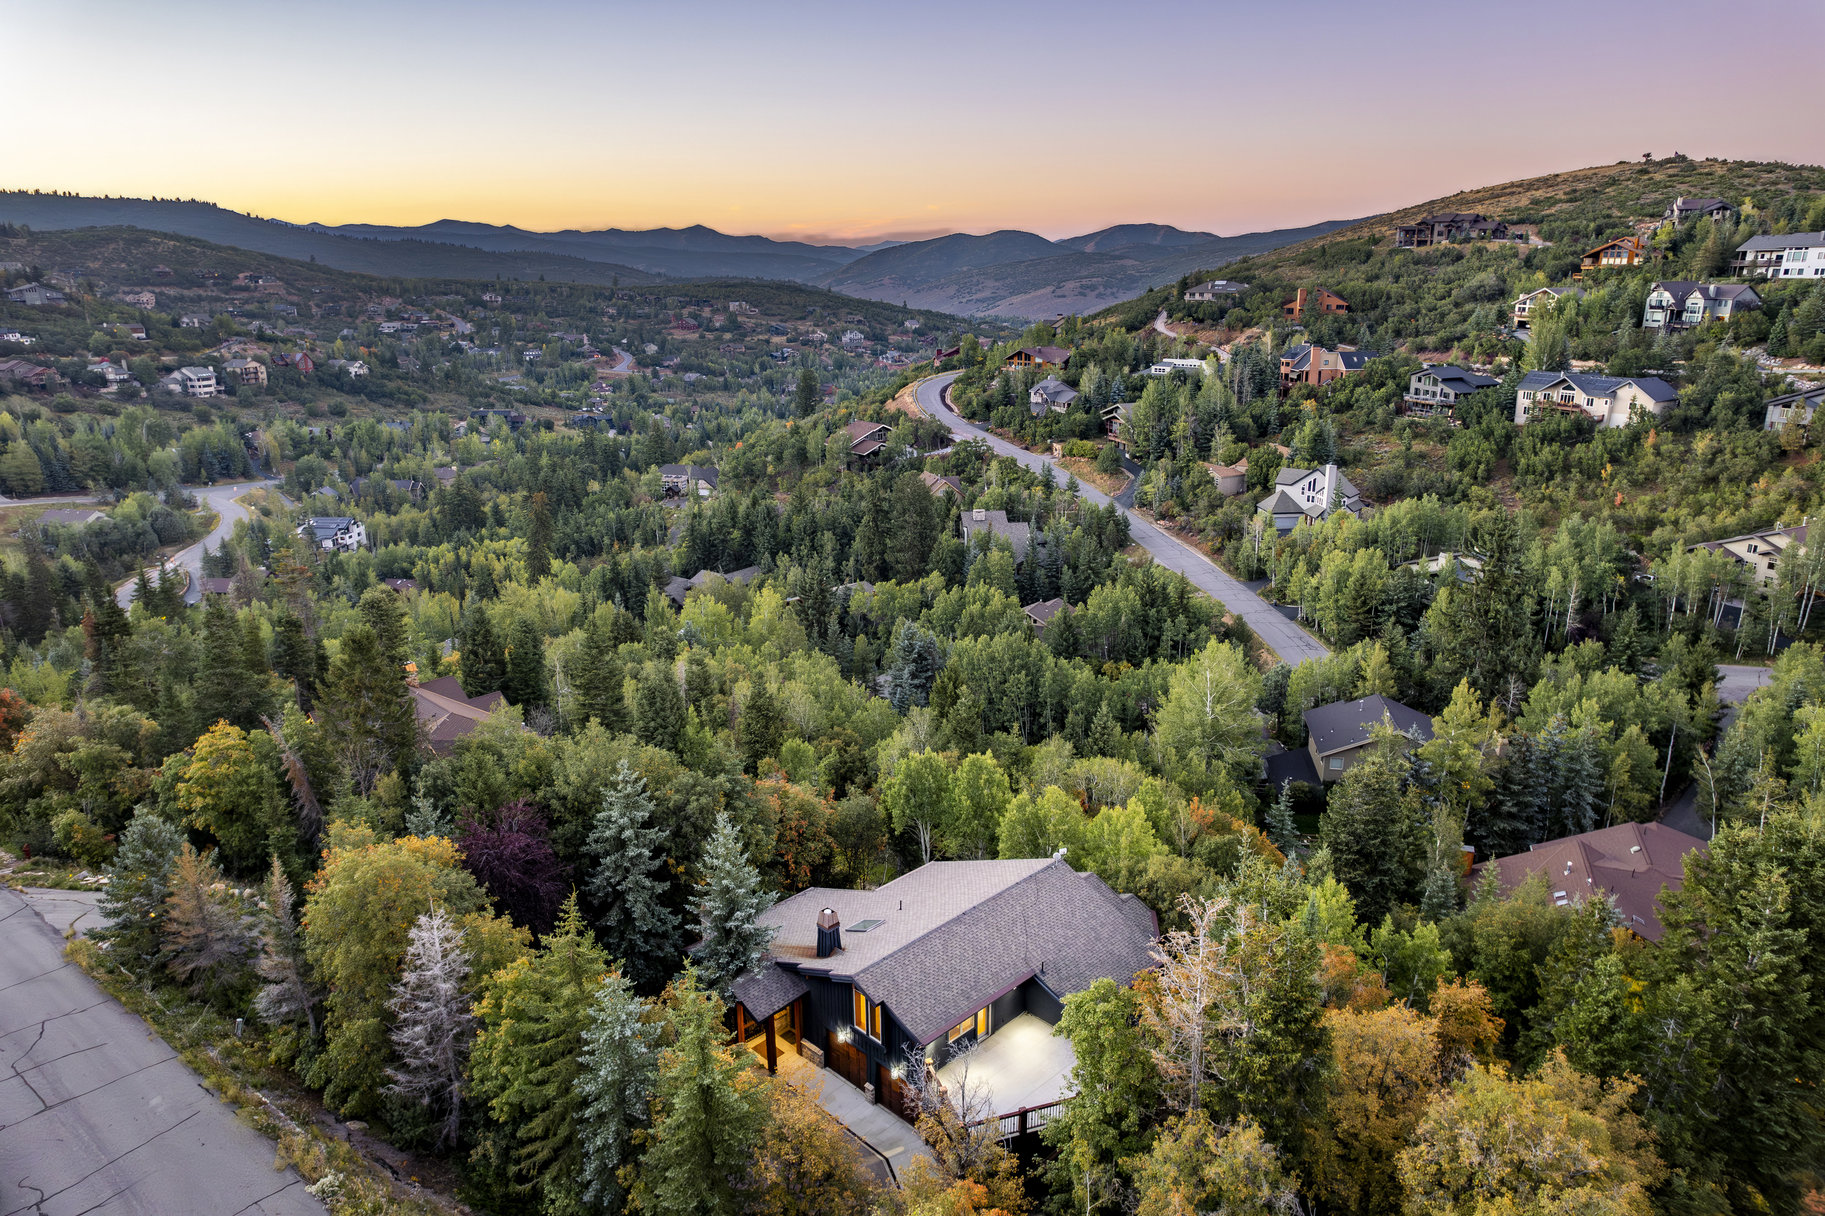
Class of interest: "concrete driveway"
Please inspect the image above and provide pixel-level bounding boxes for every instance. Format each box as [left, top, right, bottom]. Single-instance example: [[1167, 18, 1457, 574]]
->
[[915, 373, 1329, 665], [1715, 663, 1772, 705], [0, 887, 325, 1215]]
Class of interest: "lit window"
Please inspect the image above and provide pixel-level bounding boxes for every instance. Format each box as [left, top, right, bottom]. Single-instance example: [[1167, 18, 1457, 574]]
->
[[853, 986, 866, 1033]]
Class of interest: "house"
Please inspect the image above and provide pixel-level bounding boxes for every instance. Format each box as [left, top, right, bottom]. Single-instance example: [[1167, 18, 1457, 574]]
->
[[197, 577, 235, 597], [1004, 345, 1070, 371], [1207, 459, 1248, 495], [353, 477, 424, 501], [1184, 279, 1246, 302], [844, 420, 894, 463], [34, 507, 106, 529], [0, 359, 57, 390], [1281, 287, 1348, 321], [1022, 598, 1072, 637], [1256, 464, 1362, 531], [659, 464, 719, 497], [382, 577, 418, 593], [6, 283, 65, 306], [88, 360, 134, 392], [481, 291, 503, 306], [1579, 234, 1650, 274], [179, 313, 213, 329], [1146, 358, 1209, 378], [1513, 371, 1677, 428], [1028, 376, 1079, 415], [118, 290, 156, 309], [1394, 212, 1509, 247], [1512, 286, 1584, 329], [1764, 387, 1825, 432], [662, 565, 761, 607], [728, 858, 1157, 1116], [325, 358, 368, 377], [1663, 196, 1733, 226], [175, 366, 217, 397], [1475, 822, 1706, 942], [433, 466, 459, 488], [224, 357, 268, 387], [1101, 399, 1131, 444], [0, 327, 35, 346], [1279, 344, 1377, 390], [411, 675, 508, 753], [1303, 694, 1433, 784], [919, 471, 963, 498], [1641, 281, 1761, 332], [471, 408, 527, 432], [297, 516, 367, 552], [1733, 230, 1825, 279], [1404, 364, 1498, 414], [840, 330, 866, 347], [1690, 522, 1808, 586], [960, 506, 1032, 564], [273, 351, 315, 374]]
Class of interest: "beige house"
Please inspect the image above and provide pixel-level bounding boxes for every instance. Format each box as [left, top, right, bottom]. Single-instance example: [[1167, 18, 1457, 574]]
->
[[1303, 695, 1433, 784], [1514, 372, 1677, 429], [1207, 459, 1248, 495], [1511, 286, 1583, 329], [1690, 522, 1808, 587]]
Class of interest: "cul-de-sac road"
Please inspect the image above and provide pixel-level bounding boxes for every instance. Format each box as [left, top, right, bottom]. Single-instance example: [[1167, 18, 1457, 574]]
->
[[915, 372, 1330, 665]]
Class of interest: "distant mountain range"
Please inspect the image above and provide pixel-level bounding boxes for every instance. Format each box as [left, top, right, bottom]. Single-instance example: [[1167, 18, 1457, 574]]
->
[[0, 193, 1361, 318]]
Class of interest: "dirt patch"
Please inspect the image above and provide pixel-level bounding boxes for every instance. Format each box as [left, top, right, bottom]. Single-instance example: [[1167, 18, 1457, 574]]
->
[[1058, 457, 1129, 497]]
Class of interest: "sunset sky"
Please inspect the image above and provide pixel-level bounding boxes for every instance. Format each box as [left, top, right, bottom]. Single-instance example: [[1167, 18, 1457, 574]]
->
[[13, 0, 1825, 244]]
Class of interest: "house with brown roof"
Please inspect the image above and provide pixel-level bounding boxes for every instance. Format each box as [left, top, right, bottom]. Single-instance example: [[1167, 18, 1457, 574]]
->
[[730, 858, 1157, 1120], [919, 471, 963, 498], [844, 420, 894, 466], [1281, 287, 1348, 321], [1579, 234, 1650, 275], [1475, 822, 1706, 941], [1207, 459, 1248, 495], [1003, 345, 1070, 371], [1022, 598, 1072, 637], [410, 675, 507, 752]]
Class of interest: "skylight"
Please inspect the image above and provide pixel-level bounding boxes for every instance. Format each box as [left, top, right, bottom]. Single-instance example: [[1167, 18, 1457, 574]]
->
[[848, 919, 885, 933]]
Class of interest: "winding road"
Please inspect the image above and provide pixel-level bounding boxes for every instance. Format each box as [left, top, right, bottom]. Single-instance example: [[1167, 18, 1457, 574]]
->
[[916, 373, 1329, 665], [115, 479, 280, 610]]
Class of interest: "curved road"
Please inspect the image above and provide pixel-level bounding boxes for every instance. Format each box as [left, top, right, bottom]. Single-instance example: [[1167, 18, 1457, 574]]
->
[[116, 479, 281, 610], [916, 373, 1328, 665]]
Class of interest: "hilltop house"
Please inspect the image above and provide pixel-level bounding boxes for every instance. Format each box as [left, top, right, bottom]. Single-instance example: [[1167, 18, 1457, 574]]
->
[[960, 506, 1032, 564], [297, 516, 366, 552], [1641, 281, 1761, 332], [1393, 212, 1509, 247], [659, 464, 719, 497], [1404, 364, 1497, 415], [1511, 286, 1584, 329], [1663, 196, 1733, 226], [1476, 822, 1706, 941], [729, 858, 1157, 1119], [1256, 464, 1362, 532], [1280, 344, 1377, 390], [1579, 235, 1650, 275], [1004, 345, 1070, 371], [224, 357, 268, 387], [1281, 287, 1348, 321], [1764, 387, 1825, 432], [1028, 376, 1078, 415], [1184, 280, 1246, 302], [1513, 371, 1678, 428], [1690, 522, 1808, 586], [1733, 231, 1825, 279]]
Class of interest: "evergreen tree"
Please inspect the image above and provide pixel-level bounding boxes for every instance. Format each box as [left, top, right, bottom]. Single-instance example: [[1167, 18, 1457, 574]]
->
[[794, 368, 819, 418], [384, 905, 476, 1150], [161, 843, 258, 1004], [98, 810, 185, 967], [1264, 779, 1298, 852], [459, 601, 506, 696], [737, 679, 784, 773], [317, 623, 418, 797], [357, 584, 412, 670], [585, 760, 682, 992], [253, 853, 318, 1035], [1320, 735, 1426, 925], [694, 812, 777, 996], [501, 613, 548, 708], [575, 970, 661, 1212], [1767, 308, 1791, 357], [526, 491, 553, 584], [568, 613, 628, 733], [884, 619, 942, 712], [632, 660, 686, 752]]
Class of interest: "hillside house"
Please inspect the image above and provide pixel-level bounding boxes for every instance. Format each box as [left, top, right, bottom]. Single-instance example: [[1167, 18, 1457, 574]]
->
[[411, 675, 508, 753], [1512, 286, 1584, 329], [1641, 281, 1760, 332], [174, 366, 217, 397], [1256, 463, 1362, 531], [297, 516, 366, 552], [273, 351, 315, 374], [1281, 287, 1348, 321], [224, 357, 267, 386], [1280, 344, 1377, 390], [1734, 231, 1825, 279], [1146, 358, 1209, 378], [729, 858, 1157, 1119], [0, 360, 59, 390], [433, 467, 459, 488], [1476, 822, 1706, 941], [1184, 280, 1246, 302], [324, 358, 369, 377], [471, 408, 527, 432], [845, 420, 894, 465], [34, 508, 106, 529], [1101, 399, 1131, 445], [1663, 196, 1733, 226], [1393, 212, 1509, 247], [662, 565, 761, 607], [1690, 522, 1808, 587], [0, 328, 35, 346], [1514, 371, 1677, 428], [960, 506, 1032, 564], [88, 360, 133, 392], [118, 290, 156, 309], [179, 313, 213, 328], [1579, 235, 1650, 275], [1005, 345, 1070, 370], [1404, 364, 1497, 415], [1764, 387, 1825, 432], [1028, 376, 1078, 415], [920, 471, 963, 498], [1022, 598, 1072, 637], [1303, 695, 1433, 784], [1208, 459, 1248, 495], [6, 283, 65, 306], [659, 464, 719, 497]]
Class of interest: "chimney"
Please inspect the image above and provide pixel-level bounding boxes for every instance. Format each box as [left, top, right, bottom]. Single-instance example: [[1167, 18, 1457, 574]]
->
[[972, 507, 986, 522], [815, 907, 842, 958], [1294, 287, 1307, 319]]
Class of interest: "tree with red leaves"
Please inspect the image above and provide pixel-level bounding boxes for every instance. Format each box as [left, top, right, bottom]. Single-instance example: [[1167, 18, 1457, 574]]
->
[[457, 801, 569, 936]]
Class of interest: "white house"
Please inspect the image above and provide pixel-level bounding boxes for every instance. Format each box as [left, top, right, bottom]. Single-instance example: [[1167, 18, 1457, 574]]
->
[[1146, 357, 1211, 378], [1256, 464, 1362, 532], [1641, 281, 1761, 332], [1733, 231, 1825, 279], [175, 366, 218, 398], [1514, 371, 1677, 428], [1690, 522, 1809, 587], [179, 313, 213, 328], [1511, 286, 1584, 329], [1764, 387, 1825, 432], [298, 516, 367, 552], [324, 358, 369, 377]]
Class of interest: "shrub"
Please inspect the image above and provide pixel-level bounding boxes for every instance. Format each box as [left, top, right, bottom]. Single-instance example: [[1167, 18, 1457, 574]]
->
[[52, 809, 115, 868]]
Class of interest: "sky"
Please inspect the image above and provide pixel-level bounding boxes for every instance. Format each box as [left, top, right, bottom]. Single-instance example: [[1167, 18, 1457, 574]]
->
[[11, 0, 1825, 244]]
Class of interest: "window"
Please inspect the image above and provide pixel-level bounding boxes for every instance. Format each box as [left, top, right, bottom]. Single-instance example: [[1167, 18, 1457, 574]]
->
[[948, 1007, 990, 1043], [1328, 757, 1344, 771]]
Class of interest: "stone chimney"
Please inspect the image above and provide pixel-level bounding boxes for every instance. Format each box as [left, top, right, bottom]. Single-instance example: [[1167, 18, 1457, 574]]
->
[[815, 907, 843, 958]]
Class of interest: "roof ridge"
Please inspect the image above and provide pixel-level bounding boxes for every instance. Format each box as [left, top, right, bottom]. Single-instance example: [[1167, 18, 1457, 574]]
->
[[854, 859, 1056, 989]]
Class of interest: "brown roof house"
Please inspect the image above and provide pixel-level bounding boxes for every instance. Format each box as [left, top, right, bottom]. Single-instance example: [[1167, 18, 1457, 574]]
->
[[1022, 598, 1073, 637], [1004, 345, 1070, 370], [1476, 822, 1706, 941], [411, 675, 507, 752], [1281, 287, 1348, 321], [730, 858, 1157, 1118]]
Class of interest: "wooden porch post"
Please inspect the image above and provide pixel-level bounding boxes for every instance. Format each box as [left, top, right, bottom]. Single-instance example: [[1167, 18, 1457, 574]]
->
[[765, 1015, 777, 1074]]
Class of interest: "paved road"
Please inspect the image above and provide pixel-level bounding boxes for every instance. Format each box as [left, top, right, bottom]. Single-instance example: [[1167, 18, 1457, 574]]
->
[[0, 887, 325, 1216], [608, 347, 634, 374], [915, 373, 1329, 665], [1658, 665, 1774, 840], [116, 479, 280, 610], [1714, 663, 1772, 706], [0, 493, 102, 508]]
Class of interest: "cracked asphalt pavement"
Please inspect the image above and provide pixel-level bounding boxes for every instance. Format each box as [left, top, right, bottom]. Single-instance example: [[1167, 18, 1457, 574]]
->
[[0, 887, 325, 1215]]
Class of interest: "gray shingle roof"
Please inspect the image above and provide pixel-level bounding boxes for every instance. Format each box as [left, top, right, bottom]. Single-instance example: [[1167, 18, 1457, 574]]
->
[[731, 961, 811, 1020], [1303, 695, 1433, 757], [1738, 230, 1825, 253], [754, 859, 1157, 1045], [1518, 371, 1679, 403]]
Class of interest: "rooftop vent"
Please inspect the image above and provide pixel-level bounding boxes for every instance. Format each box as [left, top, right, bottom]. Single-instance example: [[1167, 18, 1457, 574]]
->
[[972, 507, 986, 521], [815, 907, 842, 958]]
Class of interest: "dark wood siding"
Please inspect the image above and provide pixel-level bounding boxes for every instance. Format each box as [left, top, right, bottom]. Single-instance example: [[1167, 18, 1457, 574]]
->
[[1024, 975, 1064, 1024], [990, 984, 1025, 1030]]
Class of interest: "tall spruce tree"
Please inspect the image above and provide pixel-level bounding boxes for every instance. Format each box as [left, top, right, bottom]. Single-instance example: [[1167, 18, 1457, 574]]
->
[[384, 905, 476, 1150], [569, 613, 628, 733], [575, 970, 661, 1212], [458, 602, 506, 696], [585, 760, 682, 992], [316, 623, 418, 796], [631, 661, 686, 752], [99, 810, 185, 968], [501, 614, 548, 708], [526, 491, 553, 584], [693, 812, 776, 997]]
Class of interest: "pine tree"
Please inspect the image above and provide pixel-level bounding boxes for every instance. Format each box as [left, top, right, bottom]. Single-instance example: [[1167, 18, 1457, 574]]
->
[[632, 660, 686, 752], [1264, 779, 1298, 852], [575, 970, 661, 1212], [1767, 309, 1791, 357], [586, 761, 682, 992], [737, 679, 784, 773], [458, 601, 506, 696], [357, 584, 412, 670], [99, 811, 185, 967], [384, 904, 476, 1150], [794, 368, 819, 417], [884, 619, 942, 712], [636, 966, 768, 1216], [317, 623, 417, 797], [694, 812, 777, 997], [526, 490, 553, 583], [569, 613, 628, 733], [501, 613, 547, 707], [254, 853, 318, 1035], [161, 843, 257, 1004]]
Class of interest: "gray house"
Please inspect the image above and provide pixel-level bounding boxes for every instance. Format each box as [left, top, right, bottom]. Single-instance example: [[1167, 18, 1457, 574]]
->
[[1304, 695, 1433, 783], [1641, 281, 1760, 332], [1404, 364, 1497, 415], [1257, 464, 1362, 532], [960, 506, 1033, 564]]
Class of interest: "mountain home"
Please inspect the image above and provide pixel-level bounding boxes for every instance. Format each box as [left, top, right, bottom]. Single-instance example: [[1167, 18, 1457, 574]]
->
[[1028, 376, 1078, 415], [1579, 234, 1651, 274], [1303, 695, 1433, 784], [1662, 196, 1733, 226], [0, 360, 59, 390], [1393, 212, 1509, 247], [1511, 286, 1584, 329], [87, 360, 133, 392], [1641, 281, 1760, 332], [1022, 597, 1072, 637], [173, 366, 217, 397], [1279, 344, 1377, 390], [1734, 231, 1825, 279], [730, 859, 1157, 1121], [960, 506, 1034, 564], [1146, 358, 1210, 378], [297, 516, 366, 552], [1690, 522, 1809, 587], [844, 420, 895, 466], [411, 676, 507, 753], [1764, 387, 1825, 432], [1005, 345, 1070, 370], [1513, 371, 1677, 428], [1403, 364, 1497, 415], [659, 464, 719, 497], [224, 357, 267, 386], [1256, 464, 1362, 532], [1281, 287, 1348, 321], [1184, 279, 1246, 302], [5, 283, 65, 306], [1477, 822, 1706, 941]]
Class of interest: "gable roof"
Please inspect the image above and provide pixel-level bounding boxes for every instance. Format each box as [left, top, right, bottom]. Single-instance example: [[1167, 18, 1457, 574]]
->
[[1477, 822, 1706, 941], [750, 859, 1157, 1044], [1737, 230, 1825, 253], [1648, 280, 1760, 304], [411, 675, 507, 749], [1418, 364, 1499, 394], [1303, 695, 1433, 757], [1517, 371, 1679, 403]]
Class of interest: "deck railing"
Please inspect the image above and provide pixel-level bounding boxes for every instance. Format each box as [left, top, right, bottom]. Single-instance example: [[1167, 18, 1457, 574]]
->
[[968, 1099, 1069, 1143]]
